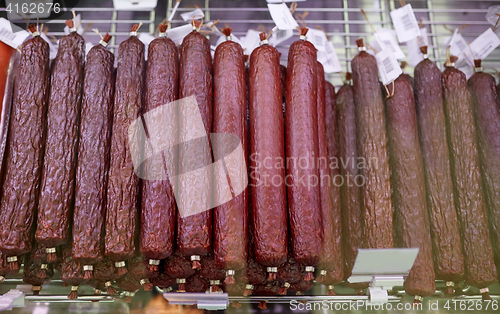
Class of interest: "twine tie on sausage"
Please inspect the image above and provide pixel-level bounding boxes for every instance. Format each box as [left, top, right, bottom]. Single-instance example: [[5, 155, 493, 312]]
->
[[210, 280, 220, 293], [304, 266, 315, 281], [115, 261, 128, 276], [356, 38, 367, 52], [191, 255, 201, 270], [45, 247, 57, 262], [177, 278, 186, 291], [129, 23, 142, 37], [28, 24, 40, 37], [93, 29, 112, 47], [224, 269, 235, 285], [68, 286, 79, 300], [32, 286, 41, 296], [445, 55, 458, 68], [412, 295, 422, 305], [192, 19, 203, 32], [7, 256, 18, 271], [258, 300, 267, 310], [420, 46, 429, 59], [444, 281, 455, 295], [83, 265, 93, 280], [231, 301, 242, 309], [222, 27, 232, 41], [267, 267, 277, 280], [124, 291, 135, 303], [140, 278, 153, 291], [297, 27, 309, 41], [360, 9, 376, 34], [384, 81, 395, 100], [278, 282, 290, 295], [315, 269, 327, 283], [473, 59, 483, 72], [480, 287, 491, 301], [327, 285, 336, 296], [148, 259, 160, 272], [243, 284, 254, 296], [36, 264, 48, 279], [65, 19, 77, 33], [105, 281, 117, 295], [259, 32, 269, 46], [158, 22, 169, 38]]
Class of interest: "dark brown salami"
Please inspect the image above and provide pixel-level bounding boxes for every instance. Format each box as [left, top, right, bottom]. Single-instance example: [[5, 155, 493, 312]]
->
[[72, 34, 115, 278], [93, 257, 121, 295], [276, 256, 303, 295], [0, 25, 50, 269], [212, 28, 248, 284], [248, 33, 287, 276], [413, 49, 464, 293], [23, 257, 54, 295], [385, 76, 436, 300], [36, 20, 85, 259], [315, 62, 343, 287], [116, 274, 141, 303], [127, 254, 154, 291], [336, 76, 365, 291], [285, 28, 322, 279], [186, 274, 209, 293], [324, 81, 337, 162], [177, 21, 213, 268], [60, 246, 89, 299], [165, 251, 196, 291], [150, 266, 176, 289], [468, 60, 500, 288], [105, 25, 145, 275], [140, 24, 178, 271], [30, 241, 50, 279], [351, 39, 393, 249], [442, 56, 497, 299], [199, 254, 225, 292]]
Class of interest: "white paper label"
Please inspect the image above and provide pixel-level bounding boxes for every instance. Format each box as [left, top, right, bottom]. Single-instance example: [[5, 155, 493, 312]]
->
[[376, 49, 402, 85], [305, 28, 327, 52], [270, 28, 293, 47], [0, 18, 29, 49], [242, 29, 261, 55], [462, 28, 500, 66], [267, 3, 299, 30], [406, 27, 428, 66], [390, 4, 421, 43], [318, 41, 341, 73], [84, 42, 94, 60], [375, 28, 405, 60], [443, 29, 468, 56], [166, 24, 193, 45], [180, 8, 205, 22]]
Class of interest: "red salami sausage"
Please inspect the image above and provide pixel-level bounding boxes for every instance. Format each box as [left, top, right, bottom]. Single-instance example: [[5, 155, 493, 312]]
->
[[413, 48, 464, 293], [248, 33, 287, 277], [351, 39, 393, 249], [60, 245, 89, 299], [150, 266, 176, 289], [315, 62, 344, 288], [324, 81, 337, 162], [177, 20, 213, 268], [186, 274, 209, 292], [105, 25, 145, 275], [212, 28, 248, 284], [30, 241, 50, 279], [116, 274, 142, 303], [93, 257, 122, 295], [165, 251, 196, 291], [127, 254, 154, 291], [36, 19, 85, 259], [285, 28, 322, 279], [442, 56, 497, 299], [468, 59, 500, 289], [276, 256, 303, 295], [385, 76, 436, 301], [72, 34, 115, 279], [0, 25, 50, 269], [23, 257, 54, 295], [140, 24, 178, 272], [199, 254, 226, 292]]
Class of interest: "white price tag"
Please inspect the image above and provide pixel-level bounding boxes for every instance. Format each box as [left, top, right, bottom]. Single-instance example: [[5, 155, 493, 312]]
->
[[180, 9, 205, 22], [0, 18, 29, 49], [375, 28, 405, 60], [406, 27, 428, 66], [267, 3, 299, 30], [464, 28, 500, 65], [270, 28, 293, 47], [376, 49, 402, 85], [318, 41, 341, 73], [138, 33, 156, 60], [166, 24, 193, 45], [390, 4, 421, 43], [242, 29, 261, 55], [305, 28, 327, 52], [443, 29, 468, 56], [84, 42, 94, 60]]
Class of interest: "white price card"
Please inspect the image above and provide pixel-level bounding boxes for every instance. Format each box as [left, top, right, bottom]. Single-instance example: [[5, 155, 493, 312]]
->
[[305, 28, 327, 52], [376, 49, 402, 85], [443, 29, 468, 55], [390, 4, 421, 43], [462, 28, 500, 66], [166, 24, 193, 45], [318, 41, 341, 73], [0, 18, 29, 49], [406, 27, 428, 66], [375, 28, 405, 60], [267, 3, 299, 30], [242, 29, 261, 55], [270, 28, 293, 47], [180, 9, 205, 22]]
